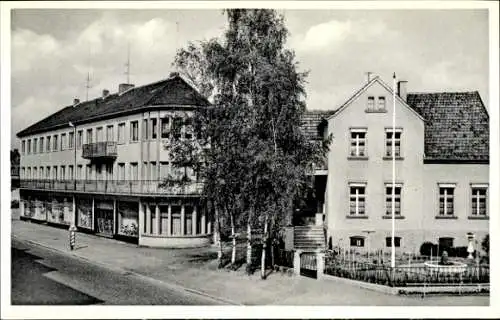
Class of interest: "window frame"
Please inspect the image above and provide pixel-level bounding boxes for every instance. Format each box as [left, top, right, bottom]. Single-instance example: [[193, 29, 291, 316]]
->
[[349, 128, 367, 158], [437, 183, 456, 218], [470, 183, 488, 218], [53, 135, 58, 151], [68, 131, 74, 149], [384, 183, 403, 217], [350, 236, 365, 247], [348, 182, 367, 217], [130, 121, 139, 142], [384, 128, 403, 158], [77, 130, 83, 149], [117, 123, 126, 144], [385, 236, 401, 248]]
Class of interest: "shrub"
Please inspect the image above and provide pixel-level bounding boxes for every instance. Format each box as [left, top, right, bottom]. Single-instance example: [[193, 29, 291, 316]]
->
[[420, 241, 437, 256]]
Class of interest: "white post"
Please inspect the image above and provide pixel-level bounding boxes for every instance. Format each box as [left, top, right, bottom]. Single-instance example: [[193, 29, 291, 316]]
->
[[181, 205, 185, 235], [192, 206, 197, 235], [201, 210, 206, 234], [391, 72, 396, 269], [145, 202, 151, 234], [167, 205, 171, 236]]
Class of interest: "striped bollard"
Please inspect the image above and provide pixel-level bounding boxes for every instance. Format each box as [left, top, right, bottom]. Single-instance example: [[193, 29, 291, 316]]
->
[[69, 225, 77, 250]]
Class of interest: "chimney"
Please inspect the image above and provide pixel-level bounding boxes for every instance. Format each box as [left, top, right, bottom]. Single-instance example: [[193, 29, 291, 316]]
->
[[118, 83, 135, 94], [397, 80, 408, 101], [365, 72, 373, 83], [169, 71, 180, 78], [73, 98, 80, 106], [102, 89, 110, 98]]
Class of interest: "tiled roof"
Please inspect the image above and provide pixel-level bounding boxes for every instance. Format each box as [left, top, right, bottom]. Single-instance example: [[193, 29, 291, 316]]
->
[[406, 91, 489, 162], [301, 110, 335, 141], [17, 74, 210, 137]]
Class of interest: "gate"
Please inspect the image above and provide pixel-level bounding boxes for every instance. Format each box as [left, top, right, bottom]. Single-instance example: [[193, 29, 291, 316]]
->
[[300, 252, 317, 279]]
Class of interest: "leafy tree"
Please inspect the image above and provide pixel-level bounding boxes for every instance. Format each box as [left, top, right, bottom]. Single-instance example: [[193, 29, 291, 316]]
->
[[169, 9, 330, 278]]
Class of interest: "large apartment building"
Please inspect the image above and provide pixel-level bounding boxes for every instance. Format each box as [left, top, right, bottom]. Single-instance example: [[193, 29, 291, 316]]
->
[[319, 76, 489, 253], [17, 73, 213, 248]]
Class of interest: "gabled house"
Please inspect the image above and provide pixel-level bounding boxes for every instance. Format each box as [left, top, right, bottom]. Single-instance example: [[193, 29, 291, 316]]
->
[[324, 76, 489, 253]]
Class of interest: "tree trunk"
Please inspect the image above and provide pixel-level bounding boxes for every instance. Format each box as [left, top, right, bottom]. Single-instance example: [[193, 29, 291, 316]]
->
[[214, 205, 223, 268], [230, 211, 236, 266], [246, 214, 252, 275], [261, 213, 269, 280]]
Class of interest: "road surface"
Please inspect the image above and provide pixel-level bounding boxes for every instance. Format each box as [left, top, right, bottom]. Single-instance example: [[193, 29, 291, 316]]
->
[[11, 239, 223, 305]]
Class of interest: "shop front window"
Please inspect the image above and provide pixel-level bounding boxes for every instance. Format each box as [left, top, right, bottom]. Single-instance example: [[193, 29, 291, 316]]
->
[[185, 206, 193, 235], [118, 201, 139, 237], [171, 205, 182, 235], [77, 198, 93, 229]]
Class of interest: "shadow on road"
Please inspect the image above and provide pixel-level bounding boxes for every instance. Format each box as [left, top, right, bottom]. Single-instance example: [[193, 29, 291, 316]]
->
[[11, 247, 103, 305]]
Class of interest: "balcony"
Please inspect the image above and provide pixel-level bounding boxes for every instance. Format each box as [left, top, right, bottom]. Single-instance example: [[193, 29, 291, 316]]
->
[[82, 142, 117, 160], [20, 179, 203, 196]]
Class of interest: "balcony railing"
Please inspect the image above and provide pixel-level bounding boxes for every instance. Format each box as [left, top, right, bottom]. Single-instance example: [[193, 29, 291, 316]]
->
[[82, 141, 117, 160], [20, 179, 203, 196]]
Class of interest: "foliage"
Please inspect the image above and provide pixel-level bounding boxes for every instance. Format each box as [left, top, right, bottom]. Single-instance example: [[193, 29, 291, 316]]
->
[[481, 234, 489, 256], [420, 242, 437, 256], [167, 9, 330, 277]]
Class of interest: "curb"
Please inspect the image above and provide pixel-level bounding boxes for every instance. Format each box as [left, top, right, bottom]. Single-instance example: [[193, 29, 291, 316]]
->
[[12, 235, 243, 306]]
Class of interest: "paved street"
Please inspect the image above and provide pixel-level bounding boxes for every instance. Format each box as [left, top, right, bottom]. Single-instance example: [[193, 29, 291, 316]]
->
[[10, 217, 490, 306], [11, 239, 222, 305]]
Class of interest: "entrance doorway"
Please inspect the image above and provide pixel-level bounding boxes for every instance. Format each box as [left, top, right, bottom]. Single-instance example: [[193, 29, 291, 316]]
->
[[300, 252, 318, 279]]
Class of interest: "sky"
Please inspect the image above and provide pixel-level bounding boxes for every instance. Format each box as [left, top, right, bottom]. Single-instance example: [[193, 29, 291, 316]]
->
[[9, 8, 489, 148]]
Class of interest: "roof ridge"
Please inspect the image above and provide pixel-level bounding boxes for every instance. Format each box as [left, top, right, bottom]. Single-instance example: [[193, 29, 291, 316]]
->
[[408, 91, 479, 95]]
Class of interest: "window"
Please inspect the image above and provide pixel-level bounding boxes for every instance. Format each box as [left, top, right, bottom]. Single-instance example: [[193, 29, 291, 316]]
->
[[471, 185, 487, 216], [367, 96, 375, 110], [86, 129, 93, 144], [61, 133, 67, 150], [118, 163, 125, 180], [349, 184, 366, 216], [68, 132, 74, 149], [53, 135, 58, 151], [53, 166, 58, 180], [39, 167, 44, 179], [386, 237, 401, 248], [33, 138, 38, 154], [39, 137, 44, 153], [33, 167, 37, 179], [161, 117, 170, 138], [349, 129, 367, 157], [385, 184, 402, 216], [130, 121, 139, 142], [118, 123, 126, 144], [385, 129, 402, 157], [185, 206, 194, 235], [106, 163, 113, 180], [185, 118, 193, 139], [86, 164, 92, 180], [96, 127, 103, 143], [106, 125, 114, 142], [96, 164, 103, 180], [171, 205, 182, 235], [69, 165, 74, 180], [151, 118, 157, 139], [46, 166, 50, 179], [46, 136, 51, 152], [77, 130, 83, 149], [142, 119, 149, 140], [173, 117, 183, 139], [21, 167, 25, 178], [350, 236, 365, 247], [160, 162, 169, 178], [27, 139, 31, 154], [22, 140, 26, 154], [378, 96, 386, 110], [150, 162, 157, 180], [77, 165, 83, 179], [438, 185, 455, 216], [60, 166, 66, 180], [27, 167, 31, 179], [130, 162, 138, 180], [159, 205, 168, 235]]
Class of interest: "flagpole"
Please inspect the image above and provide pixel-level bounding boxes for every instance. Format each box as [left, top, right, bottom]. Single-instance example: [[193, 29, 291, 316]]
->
[[391, 73, 396, 269]]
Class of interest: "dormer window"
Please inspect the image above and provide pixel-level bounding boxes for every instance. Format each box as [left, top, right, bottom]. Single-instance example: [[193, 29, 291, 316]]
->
[[366, 95, 387, 113]]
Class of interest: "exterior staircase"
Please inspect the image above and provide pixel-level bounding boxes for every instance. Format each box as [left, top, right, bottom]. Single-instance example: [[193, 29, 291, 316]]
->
[[293, 225, 326, 250]]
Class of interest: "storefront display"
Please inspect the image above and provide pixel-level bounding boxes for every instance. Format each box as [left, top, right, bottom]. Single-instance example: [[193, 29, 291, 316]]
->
[[117, 201, 138, 237], [32, 198, 47, 221], [48, 197, 65, 224], [95, 200, 114, 236], [23, 198, 33, 218], [77, 198, 93, 229]]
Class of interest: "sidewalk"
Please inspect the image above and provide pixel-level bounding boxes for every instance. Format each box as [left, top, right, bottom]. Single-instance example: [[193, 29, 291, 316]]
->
[[11, 218, 489, 306]]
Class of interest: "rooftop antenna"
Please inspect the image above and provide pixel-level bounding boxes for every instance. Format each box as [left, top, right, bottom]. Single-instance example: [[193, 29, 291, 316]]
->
[[365, 71, 373, 83], [85, 46, 93, 101], [125, 41, 131, 84]]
